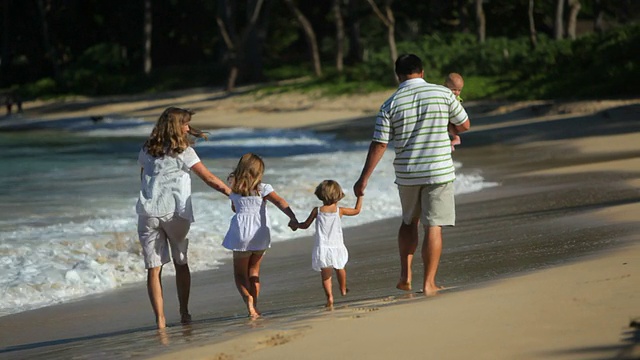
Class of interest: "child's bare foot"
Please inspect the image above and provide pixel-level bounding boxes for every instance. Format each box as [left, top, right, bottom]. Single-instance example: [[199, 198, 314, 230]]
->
[[156, 328, 169, 345], [423, 284, 444, 297], [325, 295, 334, 307], [180, 313, 192, 325], [248, 311, 260, 319], [156, 315, 167, 329], [245, 295, 260, 318], [396, 279, 411, 291]]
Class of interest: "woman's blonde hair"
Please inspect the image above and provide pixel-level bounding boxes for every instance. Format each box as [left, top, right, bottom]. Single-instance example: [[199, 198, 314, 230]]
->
[[314, 180, 345, 205], [143, 107, 206, 157], [230, 153, 265, 196]]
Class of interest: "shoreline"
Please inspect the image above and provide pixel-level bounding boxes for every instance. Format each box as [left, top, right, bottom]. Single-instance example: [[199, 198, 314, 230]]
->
[[0, 92, 639, 359]]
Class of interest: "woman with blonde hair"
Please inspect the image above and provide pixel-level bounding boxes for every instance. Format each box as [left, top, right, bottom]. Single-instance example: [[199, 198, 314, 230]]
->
[[137, 107, 230, 329]]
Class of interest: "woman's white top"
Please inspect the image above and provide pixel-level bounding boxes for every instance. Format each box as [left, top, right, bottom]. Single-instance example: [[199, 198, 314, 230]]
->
[[312, 207, 348, 271], [136, 147, 200, 222], [222, 183, 274, 251]]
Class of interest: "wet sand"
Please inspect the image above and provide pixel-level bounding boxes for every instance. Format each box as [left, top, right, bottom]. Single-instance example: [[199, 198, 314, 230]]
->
[[0, 93, 639, 359]]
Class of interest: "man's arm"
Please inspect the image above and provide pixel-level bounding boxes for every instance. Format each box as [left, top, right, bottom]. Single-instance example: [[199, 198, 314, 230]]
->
[[353, 141, 387, 196], [449, 118, 470, 136]]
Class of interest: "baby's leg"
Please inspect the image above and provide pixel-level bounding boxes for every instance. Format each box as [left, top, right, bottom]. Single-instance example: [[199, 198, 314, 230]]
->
[[321, 268, 334, 307], [335, 268, 348, 296]]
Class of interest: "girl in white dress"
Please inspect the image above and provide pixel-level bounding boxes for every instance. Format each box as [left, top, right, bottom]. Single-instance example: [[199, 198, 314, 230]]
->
[[297, 180, 363, 307], [222, 153, 298, 318]]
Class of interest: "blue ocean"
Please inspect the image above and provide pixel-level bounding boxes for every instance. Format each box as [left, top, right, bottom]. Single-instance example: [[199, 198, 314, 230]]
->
[[0, 115, 496, 317]]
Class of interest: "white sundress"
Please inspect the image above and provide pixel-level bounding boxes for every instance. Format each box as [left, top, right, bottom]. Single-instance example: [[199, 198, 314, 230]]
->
[[311, 207, 349, 271], [222, 183, 274, 251]]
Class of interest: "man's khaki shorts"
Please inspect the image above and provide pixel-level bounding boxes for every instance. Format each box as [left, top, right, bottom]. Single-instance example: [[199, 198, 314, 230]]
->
[[137, 213, 191, 269], [398, 181, 455, 226]]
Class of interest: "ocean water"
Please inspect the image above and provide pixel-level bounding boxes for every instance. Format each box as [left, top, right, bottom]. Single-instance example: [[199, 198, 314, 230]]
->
[[0, 115, 497, 317]]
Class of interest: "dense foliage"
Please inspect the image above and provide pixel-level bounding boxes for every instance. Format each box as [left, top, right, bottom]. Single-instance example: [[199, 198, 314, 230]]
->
[[1, 0, 639, 100]]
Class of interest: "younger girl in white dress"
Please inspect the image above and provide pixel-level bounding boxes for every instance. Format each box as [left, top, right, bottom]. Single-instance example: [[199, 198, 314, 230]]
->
[[222, 153, 298, 318], [297, 180, 363, 307]]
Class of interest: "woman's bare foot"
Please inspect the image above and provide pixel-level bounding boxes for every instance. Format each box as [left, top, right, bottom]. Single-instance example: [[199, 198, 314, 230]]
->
[[396, 279, 411, 291]]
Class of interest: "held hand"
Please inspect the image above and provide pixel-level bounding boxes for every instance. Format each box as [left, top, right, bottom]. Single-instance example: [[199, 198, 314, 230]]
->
[[450, 135, 461, 152], [353, 178, 367, 197], [288, 219, 299, 231]]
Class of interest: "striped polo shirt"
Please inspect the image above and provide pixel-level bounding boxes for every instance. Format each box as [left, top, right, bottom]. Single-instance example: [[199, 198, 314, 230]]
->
[[373, 78, 468, 186]]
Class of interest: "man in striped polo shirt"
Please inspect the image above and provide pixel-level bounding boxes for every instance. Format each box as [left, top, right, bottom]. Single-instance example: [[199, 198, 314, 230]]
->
[[354, 54, 470, 296]]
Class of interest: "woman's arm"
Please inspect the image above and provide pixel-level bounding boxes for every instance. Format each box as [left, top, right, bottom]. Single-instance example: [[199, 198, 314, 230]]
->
[[191, 162, 232, 196], [297, 208, 318, 229], [340, 196, 363, 217]]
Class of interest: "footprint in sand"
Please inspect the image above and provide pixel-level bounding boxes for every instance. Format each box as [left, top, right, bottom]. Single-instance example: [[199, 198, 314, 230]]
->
[[260, 332, 294, 347], [211, 353, 233, 360]]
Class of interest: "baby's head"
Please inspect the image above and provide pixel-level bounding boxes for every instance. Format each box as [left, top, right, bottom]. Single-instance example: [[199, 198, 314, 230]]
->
[[314, 180, 345, 206], [444, 73, 464, 98]]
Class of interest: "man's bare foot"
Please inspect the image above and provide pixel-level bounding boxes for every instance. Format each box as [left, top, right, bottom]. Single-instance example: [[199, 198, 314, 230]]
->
[[396, 279, 411, 291], [180, 313, 192, 325]]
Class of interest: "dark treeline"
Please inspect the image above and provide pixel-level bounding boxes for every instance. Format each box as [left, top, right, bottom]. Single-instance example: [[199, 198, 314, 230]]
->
[[1, 0, 639, 99]]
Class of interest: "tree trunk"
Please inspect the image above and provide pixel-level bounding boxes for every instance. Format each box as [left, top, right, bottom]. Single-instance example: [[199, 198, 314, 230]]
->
[[594, 0, 605, 33], [345, 0, 363, 63], [246, 0, 268, 82], [475, 0, 485, 43], [35, 0, 61, 83], [456, 0, 469, 33], [566, 0, 581, 40], [143, 0, 152, 75], [284, 0, 322, 77], [528, 0, 537, 49], [332, 0, 345, 73], [216, 0, 265, 91], [554, 0, 564, 40], [366, 0, 397, 69]]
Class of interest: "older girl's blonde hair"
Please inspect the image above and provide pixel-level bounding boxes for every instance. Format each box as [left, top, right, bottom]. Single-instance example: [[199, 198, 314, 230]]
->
[[314, 180, 345, 205], [230, 153, 265, 196], [143, 107, 206, 157]]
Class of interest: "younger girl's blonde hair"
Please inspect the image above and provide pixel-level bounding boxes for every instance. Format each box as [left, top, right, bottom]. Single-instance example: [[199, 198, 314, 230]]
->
[[314, 180, 345, 205], [143, 107, 206, 157], [230, 153, 265, 196]]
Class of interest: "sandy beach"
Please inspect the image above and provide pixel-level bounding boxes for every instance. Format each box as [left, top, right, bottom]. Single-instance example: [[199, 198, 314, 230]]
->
[[0, 90, 639, 359]]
